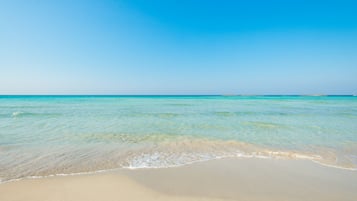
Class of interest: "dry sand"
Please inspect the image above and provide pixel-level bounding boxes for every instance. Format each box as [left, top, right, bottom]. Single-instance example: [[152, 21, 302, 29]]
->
[[1, 158, 356, 201]]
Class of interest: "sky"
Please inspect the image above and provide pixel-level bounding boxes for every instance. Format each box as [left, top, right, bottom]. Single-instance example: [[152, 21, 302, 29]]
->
[[0, 0, 356, 95]]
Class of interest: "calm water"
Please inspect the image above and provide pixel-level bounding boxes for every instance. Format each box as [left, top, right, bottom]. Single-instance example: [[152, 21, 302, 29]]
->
[[1, 95, 356, 182]]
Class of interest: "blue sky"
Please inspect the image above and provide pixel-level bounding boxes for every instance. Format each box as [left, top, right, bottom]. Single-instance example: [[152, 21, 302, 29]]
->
[[0, 0, 356, 94]]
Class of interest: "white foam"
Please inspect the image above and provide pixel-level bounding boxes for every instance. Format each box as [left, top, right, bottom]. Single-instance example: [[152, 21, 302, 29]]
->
[[11, 111, 23, 117]]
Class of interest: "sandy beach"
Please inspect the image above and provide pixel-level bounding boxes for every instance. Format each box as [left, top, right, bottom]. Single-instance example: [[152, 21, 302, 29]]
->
[[2, 0, 356, 200], [1, 158, 356, 201]]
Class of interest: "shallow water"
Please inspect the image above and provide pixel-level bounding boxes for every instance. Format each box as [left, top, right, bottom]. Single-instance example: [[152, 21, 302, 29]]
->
[[0, 95, 356, 182]]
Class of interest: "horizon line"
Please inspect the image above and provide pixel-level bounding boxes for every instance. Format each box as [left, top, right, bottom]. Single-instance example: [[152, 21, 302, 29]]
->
[[0, 94, 356, 97]]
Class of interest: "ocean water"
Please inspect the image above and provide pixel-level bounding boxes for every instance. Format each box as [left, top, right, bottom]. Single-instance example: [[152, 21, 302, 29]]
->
[[0, 95, 356, 182]]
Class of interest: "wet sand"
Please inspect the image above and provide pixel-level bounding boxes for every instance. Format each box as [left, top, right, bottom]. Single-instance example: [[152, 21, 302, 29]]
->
[[1, 158, 356, 201]]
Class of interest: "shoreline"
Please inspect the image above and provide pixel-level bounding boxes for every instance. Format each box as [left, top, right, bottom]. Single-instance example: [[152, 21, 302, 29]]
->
[[1, 155, 356, 185], [1, 158, 356, 201]]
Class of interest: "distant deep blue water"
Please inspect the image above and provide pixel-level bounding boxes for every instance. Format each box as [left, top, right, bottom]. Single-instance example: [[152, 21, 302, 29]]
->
[[1, 95, 356, 182]]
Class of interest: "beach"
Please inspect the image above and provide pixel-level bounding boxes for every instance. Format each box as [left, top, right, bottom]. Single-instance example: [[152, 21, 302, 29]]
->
[[1, 158, 357, 201], [2, 0, 356, 200], [1, 96, 357, 182], [1, 96, 356, 200]]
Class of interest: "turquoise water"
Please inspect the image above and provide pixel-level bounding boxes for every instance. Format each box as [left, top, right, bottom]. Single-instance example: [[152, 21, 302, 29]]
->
[[1, 95, 357, 182]]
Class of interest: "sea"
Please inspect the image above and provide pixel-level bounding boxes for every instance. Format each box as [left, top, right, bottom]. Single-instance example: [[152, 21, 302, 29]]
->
[[0, 95, 356, 182]]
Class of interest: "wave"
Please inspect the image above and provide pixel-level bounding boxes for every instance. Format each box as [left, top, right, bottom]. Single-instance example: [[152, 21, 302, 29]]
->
[[1, 135, 355, 184], [11, 111, 61, 118]]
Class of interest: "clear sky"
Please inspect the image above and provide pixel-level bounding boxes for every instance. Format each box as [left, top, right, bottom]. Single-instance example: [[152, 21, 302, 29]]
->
[[0, 0, 356, 95]]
